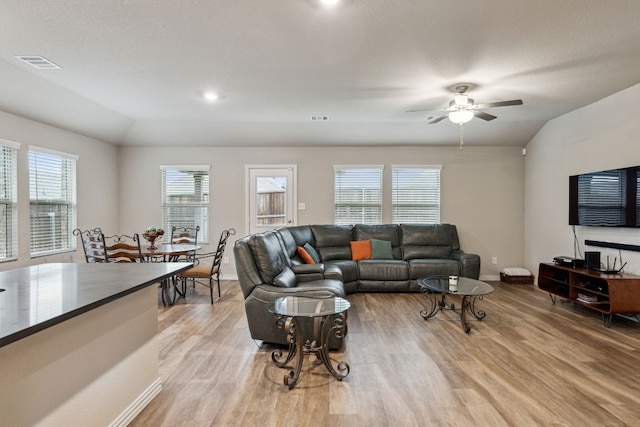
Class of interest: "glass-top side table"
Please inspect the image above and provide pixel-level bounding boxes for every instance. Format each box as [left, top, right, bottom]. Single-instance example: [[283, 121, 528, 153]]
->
[[417, 276, 494, 333], [267, 295, 350, 389]]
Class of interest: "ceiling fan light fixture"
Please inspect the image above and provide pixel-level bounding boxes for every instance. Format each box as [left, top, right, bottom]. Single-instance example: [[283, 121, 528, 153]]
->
[[449, 110, 474, 124], [453, 93, 468, 106]]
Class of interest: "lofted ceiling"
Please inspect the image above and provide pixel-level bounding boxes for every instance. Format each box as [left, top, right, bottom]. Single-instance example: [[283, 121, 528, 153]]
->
[[1, 0, 640, 148]]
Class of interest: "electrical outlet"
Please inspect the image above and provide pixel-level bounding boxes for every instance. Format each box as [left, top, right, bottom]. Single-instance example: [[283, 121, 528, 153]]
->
[[223, 256, 229, 264], [491, 257, 498, 265]]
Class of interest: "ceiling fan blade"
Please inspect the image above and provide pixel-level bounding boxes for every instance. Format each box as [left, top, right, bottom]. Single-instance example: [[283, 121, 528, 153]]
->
[[428, 114, 449, 124], [405, 108, 432, 113], [476, 99, 523, 109], [474, 111, 497, 121]]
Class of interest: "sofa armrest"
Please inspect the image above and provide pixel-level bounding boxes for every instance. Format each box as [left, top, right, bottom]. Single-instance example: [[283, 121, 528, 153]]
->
[[291, 264, 324, 282], [292, 263, 325, 282], [322, 263, 344, 282], [450, 250, 481, 279]]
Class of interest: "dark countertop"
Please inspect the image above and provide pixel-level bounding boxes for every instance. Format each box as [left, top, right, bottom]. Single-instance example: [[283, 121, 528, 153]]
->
[[0, 262, 192, 347]]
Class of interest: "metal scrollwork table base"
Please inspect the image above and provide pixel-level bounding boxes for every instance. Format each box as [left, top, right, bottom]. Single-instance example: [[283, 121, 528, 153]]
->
[[268, 296, 350, 389], [418, 276, 494, 334]]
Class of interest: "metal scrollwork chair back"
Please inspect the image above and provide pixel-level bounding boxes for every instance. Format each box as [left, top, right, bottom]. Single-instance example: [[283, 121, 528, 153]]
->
[[101, 233, 145, 263], [170, 225, 200, 245], [178, 228, 236, 304], [168, 225, 200, 262], [73, 227, 105, 263]]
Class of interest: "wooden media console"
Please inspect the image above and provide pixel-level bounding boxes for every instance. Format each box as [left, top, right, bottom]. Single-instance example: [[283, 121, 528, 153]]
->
[[538, 263, 640, 327]]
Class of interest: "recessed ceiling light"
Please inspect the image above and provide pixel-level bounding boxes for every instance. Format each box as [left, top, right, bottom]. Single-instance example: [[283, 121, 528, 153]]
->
[[320, 0, 340, 6], [203, 91, 219, 102]]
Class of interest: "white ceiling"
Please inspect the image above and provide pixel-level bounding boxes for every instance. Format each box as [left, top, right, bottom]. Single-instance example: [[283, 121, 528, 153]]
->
[[1, 0, 640, 148]]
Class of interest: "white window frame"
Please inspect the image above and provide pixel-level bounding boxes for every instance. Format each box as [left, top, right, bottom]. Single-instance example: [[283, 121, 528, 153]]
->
[[29, 146, 78, 257], [161, 165, 210, 244], [334, 165, 383, 225], [0, 139, 20, 262], [392, 165, 442, 224]]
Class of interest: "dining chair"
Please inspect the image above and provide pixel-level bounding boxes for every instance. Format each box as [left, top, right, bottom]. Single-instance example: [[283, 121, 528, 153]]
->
[[177, 228, 236, 304], [170, 225, 200, 245], [100, 233, 145, 263], [72, 227, 105, 263], [168, 225, 200, 262]]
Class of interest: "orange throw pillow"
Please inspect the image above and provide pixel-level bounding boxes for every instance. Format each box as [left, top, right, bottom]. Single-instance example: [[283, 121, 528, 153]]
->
[[350, 240, 372, 261], [297, 246, 315, 264]]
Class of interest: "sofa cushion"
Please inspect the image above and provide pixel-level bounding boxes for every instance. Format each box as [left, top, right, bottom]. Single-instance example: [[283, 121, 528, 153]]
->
[[370, 239, 393, 259], [350, 240, 372, 261], [311, 224, 354, 261], [273, 267, 297, 288], [401, 224, 460, 250], [354, 224, 400, 245], [403, 245, 451, 260], [303, 242, 320, 263], [407, 259, 461, 279], [297, 246, 316, 264], [358, 260, 409, 280], [248, 231, 287, 284]]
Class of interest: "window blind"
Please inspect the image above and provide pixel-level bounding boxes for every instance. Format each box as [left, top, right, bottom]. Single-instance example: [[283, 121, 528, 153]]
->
[[161, 166, 210, 244], [29, 147, 77, 257], [334, 166, 383, 225], [0, 139, 20, 262], [392, 166, 441, 224]]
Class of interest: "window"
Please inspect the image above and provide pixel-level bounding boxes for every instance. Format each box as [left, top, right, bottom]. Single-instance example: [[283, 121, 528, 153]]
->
[[334, 166, 383, 225], [392, 166, 441, 224], [0, 139, 20, 262], [161, 165, 210, 243], [29, 147, 77, 257]]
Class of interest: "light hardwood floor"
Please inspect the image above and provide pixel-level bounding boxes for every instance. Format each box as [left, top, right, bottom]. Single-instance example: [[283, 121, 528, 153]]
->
[[130, 280, 640, 426]]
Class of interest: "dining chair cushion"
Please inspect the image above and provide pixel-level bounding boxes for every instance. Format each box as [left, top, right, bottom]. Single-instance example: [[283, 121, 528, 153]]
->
[[180, 263, 218, 278]]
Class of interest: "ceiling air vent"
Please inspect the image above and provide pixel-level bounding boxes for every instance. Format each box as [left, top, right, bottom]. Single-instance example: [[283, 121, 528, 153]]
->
[[310, 115, 329, 121], [15, 56, 62, 70]]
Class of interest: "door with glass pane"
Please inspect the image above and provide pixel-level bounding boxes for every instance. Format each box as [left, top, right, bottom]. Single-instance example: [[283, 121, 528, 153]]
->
[[247, 166, 296, 235]]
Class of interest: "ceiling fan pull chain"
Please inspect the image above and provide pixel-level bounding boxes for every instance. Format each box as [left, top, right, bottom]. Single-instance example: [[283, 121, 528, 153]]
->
[[459, 124, 464, 151]]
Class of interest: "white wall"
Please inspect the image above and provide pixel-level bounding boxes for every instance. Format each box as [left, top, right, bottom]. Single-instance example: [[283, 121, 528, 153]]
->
[[525, 83, 640, 276], [0, 108, 527, 279], [0, 110, 119, 271], [119, 145, 526, 279]]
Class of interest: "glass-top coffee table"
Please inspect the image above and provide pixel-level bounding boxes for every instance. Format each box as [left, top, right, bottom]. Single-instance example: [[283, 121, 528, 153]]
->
[[267, 296, 350, 389], [417, 276, 494, 333]]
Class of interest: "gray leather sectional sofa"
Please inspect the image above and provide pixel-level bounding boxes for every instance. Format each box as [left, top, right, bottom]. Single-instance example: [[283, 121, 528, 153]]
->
[[234, 224, 480, 348], [234, 223, 480, 347]]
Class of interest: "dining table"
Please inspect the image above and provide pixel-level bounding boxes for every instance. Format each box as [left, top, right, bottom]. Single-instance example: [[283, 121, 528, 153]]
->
[[141, 243, 200, 305]]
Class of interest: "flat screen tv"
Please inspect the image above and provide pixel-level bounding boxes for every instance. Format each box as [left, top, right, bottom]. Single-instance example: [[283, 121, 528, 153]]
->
[[569, 166, 639, 227]]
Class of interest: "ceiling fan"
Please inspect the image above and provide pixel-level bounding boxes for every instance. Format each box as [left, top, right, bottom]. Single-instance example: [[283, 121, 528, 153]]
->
[[407, 84, 523, 125]]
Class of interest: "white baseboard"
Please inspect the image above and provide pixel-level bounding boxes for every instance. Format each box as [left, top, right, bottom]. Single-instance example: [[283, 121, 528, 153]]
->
[[109, 378, 162, 427]]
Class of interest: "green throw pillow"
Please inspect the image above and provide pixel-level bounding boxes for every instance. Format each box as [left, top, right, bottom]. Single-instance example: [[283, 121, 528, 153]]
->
[[370, 239, 393, 259], [303, 242, 321, 263]]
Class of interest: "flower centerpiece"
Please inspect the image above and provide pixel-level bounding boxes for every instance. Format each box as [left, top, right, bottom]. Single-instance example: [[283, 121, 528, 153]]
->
[[142, 226, 164, 250]]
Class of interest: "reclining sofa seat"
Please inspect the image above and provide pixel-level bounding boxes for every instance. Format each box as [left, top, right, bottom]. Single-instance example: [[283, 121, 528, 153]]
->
[[234, 223, 480, 347], [234, 229, 346, 349]]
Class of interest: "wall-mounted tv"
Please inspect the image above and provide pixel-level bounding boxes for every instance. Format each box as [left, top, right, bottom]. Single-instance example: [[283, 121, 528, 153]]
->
[[569, 166, 639, 227]]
